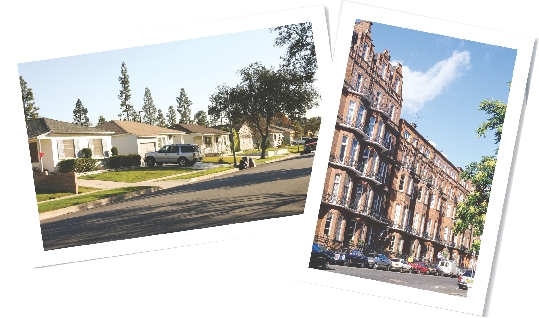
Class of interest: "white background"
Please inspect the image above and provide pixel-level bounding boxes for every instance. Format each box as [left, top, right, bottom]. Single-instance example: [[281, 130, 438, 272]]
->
[[0, 1, 536, 317]]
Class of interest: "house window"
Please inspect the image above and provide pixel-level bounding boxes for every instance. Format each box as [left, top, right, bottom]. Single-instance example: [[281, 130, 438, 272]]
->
[[404, 130, 411, 141], [359, 149, 369, 173], [367, 117, 376, 140], [394, 204, 402, 226], [420, 216, 425, 233], [443, 227, 448, 241], [29, 142, 39, 163], [375, 122, 384, 141], [389, 104, 395, 121], [324, 213, 333, 236], [399, 174, 406, 191], [375, 91, 382, 107], [417, 186, 423, 202], [58, 139, 75, 159], [342, 176, 351, 206], [390, 235, 395, 251], [354, 184, 364, 208], [355, 105, 365, 129], [331, 174, 341, 203], [349, 138, 359, 165], [369, 152, 378, 175], [346, 101, 356, 125], [361, 43, 369, 60], [407, 179, 413, 195], [426, 219, 432, 235], [413, 213, 419, 230], [378, 161, 388, 184], [204, 136, 212, 146], [89, 139, 103, 157], [339, 135, 348, 163], [425, 149, 430, 158], [394, 77, 400, 91], [346, 219, 357, 244], [355, 73, 362, 91], [335, 216, 344, 241], [430, 194, 436, 208]]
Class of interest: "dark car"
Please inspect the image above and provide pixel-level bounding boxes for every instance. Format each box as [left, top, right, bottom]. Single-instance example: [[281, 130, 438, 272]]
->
[[309, 243, 332, 270], [303, 137, 318, 154], [331, 248, 369, 267], [425, 262, 438, 275]]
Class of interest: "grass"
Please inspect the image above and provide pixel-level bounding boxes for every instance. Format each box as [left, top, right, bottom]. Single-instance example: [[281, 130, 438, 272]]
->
[[201, 156, 235, 164], [78, 166, 193, 183], [163, 166, 235, 180], [255, 155, 286, 163], [37, 186, 153, 213], [287, 145, 304, 154], [36, 186, 101, 202]]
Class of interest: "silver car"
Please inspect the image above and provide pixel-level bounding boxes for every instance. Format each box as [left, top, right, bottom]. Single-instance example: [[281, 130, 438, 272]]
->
[[390, 258, 412, 273], [367, 253, 392, 270]]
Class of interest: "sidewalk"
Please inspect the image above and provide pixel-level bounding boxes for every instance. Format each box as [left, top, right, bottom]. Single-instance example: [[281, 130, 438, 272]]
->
[[38, 153, 301, 221]]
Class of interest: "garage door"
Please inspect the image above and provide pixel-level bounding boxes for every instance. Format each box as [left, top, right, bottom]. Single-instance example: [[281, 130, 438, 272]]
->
[[139, 142, 156, 155]]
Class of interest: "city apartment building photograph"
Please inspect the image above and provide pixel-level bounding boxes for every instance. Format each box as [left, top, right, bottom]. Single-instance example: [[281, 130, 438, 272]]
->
[[309, 17, 520, 294]]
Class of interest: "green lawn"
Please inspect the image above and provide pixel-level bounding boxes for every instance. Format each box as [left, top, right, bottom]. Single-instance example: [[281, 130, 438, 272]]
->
[[78, 166, 193, 183], [163, 166, 235, 180], [37, 186, 153, 213], [255, 155, 286, 163], [36, 186, 101, 202], [201, 156, 235, 164]]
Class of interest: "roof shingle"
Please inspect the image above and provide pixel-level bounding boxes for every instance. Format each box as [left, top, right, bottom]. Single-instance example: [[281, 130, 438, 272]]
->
[[95, 120, 184, 136], [26, 118, 113, 139]]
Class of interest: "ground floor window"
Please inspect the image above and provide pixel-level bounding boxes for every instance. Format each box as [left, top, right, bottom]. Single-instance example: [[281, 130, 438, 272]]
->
[[58, 139, 75, 159], [89, 139, 103, 156]]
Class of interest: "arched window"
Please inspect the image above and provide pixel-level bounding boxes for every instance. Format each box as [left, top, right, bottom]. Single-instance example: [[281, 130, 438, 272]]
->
[[324, 212, 334, 236]]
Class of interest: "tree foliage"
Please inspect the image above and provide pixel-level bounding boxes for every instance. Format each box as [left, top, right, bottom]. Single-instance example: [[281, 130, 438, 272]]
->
[[304, 116, 322, 136], [142, 87, 157, 125], [194, 110, 209, 127], [73, 99, 91, 126], [270, 22, 318, 84], [454, 87, 508, 249], [156, 109, 167, 127], [20, 76, 40, 121], [166, 105, 177, 127], [118, 61, 136, 121], [97, 115, 106, 126], [235, 62, 320, 158], [176, 88, 194, 124]]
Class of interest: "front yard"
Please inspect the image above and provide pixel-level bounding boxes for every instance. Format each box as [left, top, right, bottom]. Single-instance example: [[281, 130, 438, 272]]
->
[[79, 166, 193, 183]]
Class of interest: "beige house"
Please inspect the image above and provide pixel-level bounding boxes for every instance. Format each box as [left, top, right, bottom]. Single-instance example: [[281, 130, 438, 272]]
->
[[27, 117, 114, 173], [170, 124, 230, 156], [95, 120, 185, 157]]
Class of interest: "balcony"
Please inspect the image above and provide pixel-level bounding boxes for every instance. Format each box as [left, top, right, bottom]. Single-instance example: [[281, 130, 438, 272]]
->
[[371, 101, 393, 120], [364, 134, 389, 153], [345, 85, 375, 105], [328, 153, 384, 187], [335, 115, 370, 141]]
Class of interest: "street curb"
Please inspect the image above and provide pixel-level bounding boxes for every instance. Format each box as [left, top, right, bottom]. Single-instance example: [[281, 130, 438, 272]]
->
[[39, 187, 163, 221]]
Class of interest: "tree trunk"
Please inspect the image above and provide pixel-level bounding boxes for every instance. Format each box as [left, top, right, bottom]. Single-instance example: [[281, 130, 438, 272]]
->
[[260, 135, 267, 159]]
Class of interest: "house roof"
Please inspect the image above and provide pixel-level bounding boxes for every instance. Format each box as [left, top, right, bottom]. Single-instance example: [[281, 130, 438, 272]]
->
[[95, 120, 183, 137], [26, 117, 113, 139], [170, 123, 229, 135], [270, 125, 295, 133]]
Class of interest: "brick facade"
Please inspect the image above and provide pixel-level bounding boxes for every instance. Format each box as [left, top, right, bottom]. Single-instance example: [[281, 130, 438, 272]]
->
[[313, 20, 478, 268], [33, 171, 78, 194]]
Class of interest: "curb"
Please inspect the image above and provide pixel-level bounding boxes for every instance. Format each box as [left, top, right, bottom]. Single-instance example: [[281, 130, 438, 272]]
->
[[39, 187, 162, 221]]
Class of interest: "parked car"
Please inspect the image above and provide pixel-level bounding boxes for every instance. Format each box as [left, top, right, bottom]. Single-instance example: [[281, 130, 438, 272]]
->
[[457, 269, 475, 289], [291, 137, 310, 145], [437, 260, 458, 277], [390, 258, 412, 273], [366, 253, 392, 270], [144, 144, 203, 167], [342, 249, 369, 268], [309, 243, 332, 270], [303, 137, 318, 154], [425, 262, 438, 275], [409, 261, 429, 274]]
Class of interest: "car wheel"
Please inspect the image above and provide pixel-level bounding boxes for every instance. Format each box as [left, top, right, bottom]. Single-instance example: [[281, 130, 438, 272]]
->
[[147, 158, 156, 167], [323, 261, 330, 270], [178, 157, 188, 167]]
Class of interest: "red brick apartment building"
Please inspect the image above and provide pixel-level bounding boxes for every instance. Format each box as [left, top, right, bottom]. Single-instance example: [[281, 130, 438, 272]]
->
[[313, 21, 478, 268]]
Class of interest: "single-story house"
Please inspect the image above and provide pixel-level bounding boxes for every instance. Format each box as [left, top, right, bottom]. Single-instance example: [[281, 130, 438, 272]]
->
[[169, 123, 230, 156], [26, 117, 114, 173], [269, 125, 296, 145], [95, 120, 185, 158], [211, 123, 255, 151]]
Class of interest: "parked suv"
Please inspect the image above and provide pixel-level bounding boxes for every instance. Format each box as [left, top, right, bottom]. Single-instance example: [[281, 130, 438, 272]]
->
[[303, 137, 318, 154], [144, 144, 203, 167]]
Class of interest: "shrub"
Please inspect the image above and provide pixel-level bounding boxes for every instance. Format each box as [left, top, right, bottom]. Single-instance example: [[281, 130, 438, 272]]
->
[[55, 158, 97, 173], [105, 154, 141, 169], [110, 147, 119, 156], [80, 147, 92, 158]]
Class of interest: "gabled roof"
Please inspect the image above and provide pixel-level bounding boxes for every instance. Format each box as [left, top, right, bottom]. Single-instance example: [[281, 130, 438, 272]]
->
[[26, 117, 113, 139], [270, 125, 295, 133], [170, 123, 229, 135], [95, 120, 183, 137]]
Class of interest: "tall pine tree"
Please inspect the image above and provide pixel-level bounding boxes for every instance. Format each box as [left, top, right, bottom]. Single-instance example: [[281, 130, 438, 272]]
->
[[142, 87, 157, 125], [194, 110, 209, 127], [166, 105, 177, 127], [73, 99, 91, 126], [97, 115, 106, 125], [176, 88, 193, 124], [118, 61, 136, 121], [156, 109, 167, 128], [20, 76, 40, 121]]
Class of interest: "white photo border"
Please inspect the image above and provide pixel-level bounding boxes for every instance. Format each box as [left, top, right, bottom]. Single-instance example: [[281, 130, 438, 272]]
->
[[292, 1, 535, 316]]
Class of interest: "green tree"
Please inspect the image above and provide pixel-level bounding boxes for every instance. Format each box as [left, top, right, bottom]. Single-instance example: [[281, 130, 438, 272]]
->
[[194, 110, 209, 127], [20, 76, 40, 121], [270, 22, 318, 84], [97, 115, 106, 125], [142, 87, 157, 125], [73, 99, 91, 126], [176, 88, 194, 124], [454, 88, 508, 251], [118, 61, 136, 121], [235, 62, 320, 158], [166, 105, 177, 127], [208, 84, 244, 166], [304, 116, 322, 136], [156, 109, 167, 127]]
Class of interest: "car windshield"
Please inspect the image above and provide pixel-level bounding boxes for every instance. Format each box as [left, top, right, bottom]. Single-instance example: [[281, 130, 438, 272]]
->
[[463, 270, 475, 277]]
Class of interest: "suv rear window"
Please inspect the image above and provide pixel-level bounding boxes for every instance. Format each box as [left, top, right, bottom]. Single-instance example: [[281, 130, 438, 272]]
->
[[180, 145, 197, 152]]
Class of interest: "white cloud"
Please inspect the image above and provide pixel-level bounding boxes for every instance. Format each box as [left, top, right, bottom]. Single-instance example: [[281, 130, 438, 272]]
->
[[401, 51, 471, 114]]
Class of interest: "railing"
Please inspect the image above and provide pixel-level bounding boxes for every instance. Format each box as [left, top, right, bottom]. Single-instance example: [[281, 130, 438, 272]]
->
[[345, 85, 376, 105], [336, 115, 370, 140]]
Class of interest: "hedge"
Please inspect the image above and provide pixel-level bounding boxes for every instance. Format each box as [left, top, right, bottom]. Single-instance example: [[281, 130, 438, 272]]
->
[[56, 158, 98, 173], [105, 154, 142, 169]]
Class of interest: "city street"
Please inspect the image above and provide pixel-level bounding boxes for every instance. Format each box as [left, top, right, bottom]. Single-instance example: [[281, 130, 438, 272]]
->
[[40, 154, 314, 251], [325, 264, 468, 297]]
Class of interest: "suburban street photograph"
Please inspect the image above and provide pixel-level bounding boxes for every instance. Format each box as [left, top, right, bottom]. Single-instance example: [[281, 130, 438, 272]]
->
[[19, 20, 324, 251]]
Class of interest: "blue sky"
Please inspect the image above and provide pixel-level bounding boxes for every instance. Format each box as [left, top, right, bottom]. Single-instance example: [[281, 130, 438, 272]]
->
[[362, 21, 517, 168], [17, 26, 316, 129]]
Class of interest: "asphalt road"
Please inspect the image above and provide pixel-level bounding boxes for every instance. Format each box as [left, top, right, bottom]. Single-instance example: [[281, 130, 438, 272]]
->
[[40, 153, 315, 251], [326, 264, 468, 297]]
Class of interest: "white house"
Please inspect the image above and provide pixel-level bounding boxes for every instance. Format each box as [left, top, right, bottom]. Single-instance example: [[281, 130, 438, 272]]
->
[[95, 120, 185, 157], [170, 123, 230, 156], [211, 123, 254, 151], [26, 117, 114, 173]]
